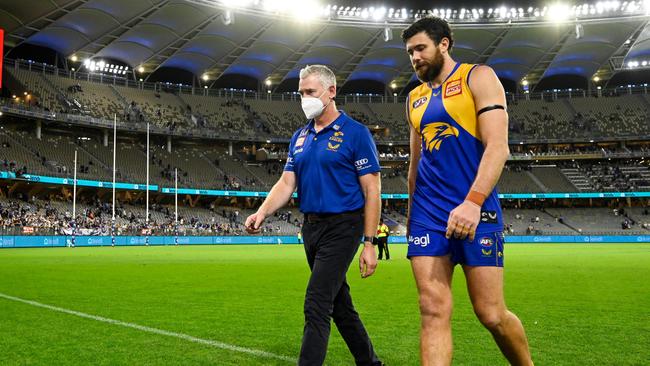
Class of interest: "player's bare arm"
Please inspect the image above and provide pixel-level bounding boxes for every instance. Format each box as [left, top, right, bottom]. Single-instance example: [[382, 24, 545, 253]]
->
[[407, 123, 422, 238]]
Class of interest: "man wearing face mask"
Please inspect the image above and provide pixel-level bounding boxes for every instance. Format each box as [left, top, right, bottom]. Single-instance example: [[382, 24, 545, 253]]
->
[[244, 64, 383, 366], [402, 17, 533, 365]]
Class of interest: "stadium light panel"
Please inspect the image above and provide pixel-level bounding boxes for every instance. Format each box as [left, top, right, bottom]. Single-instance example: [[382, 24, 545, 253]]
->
[[372, 7, 386, 20], [70, 55, 78, 62], [265, 79, 272, 86], [263, 0, 278, 12], [290, 0, 322, 21], [222, 0, 253, 8], [202, 74, 209, 81], [548, 4, 570, 21]]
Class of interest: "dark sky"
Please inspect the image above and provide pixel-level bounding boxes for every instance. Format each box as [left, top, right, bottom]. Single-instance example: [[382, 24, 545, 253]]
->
[[337, 0, 541, 9]]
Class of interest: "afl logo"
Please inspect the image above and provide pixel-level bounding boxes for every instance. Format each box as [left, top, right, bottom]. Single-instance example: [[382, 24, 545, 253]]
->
[[412, 96, 428, 109], [480, 237, 494, 248]]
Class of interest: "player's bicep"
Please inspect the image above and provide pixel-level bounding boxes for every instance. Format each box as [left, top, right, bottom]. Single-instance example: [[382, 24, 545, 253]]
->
[[469, 65, 507, 110], [469, 66, 508, 147]]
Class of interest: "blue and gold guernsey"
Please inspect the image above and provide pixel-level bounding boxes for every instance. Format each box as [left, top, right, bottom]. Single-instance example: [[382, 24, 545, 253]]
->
[[407, 63, 504, 235]]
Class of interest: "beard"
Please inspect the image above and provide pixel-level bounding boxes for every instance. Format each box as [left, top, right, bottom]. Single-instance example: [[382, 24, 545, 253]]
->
[[414, 49, 445, 83]]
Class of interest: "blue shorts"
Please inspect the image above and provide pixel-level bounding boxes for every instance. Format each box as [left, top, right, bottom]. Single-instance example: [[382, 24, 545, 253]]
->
[[407, 226, 504, 267]]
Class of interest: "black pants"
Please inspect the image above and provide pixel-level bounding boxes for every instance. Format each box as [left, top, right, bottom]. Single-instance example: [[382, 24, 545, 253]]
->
[[377, 237, 389, 260], [299, 211, 381, 366]]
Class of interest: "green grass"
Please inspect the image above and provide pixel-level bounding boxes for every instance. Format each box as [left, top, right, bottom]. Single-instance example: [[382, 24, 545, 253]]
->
[[1, 244, 649, 365]]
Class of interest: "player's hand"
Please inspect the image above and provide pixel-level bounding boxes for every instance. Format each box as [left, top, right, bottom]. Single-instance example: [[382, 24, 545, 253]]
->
[[245, 211, 266, 234], [359, 243, 377, 278], [446, 200, 481, 241]]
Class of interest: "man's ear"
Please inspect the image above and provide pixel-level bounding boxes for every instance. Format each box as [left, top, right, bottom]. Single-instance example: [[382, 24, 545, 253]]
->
[[439, 37, 450, 54]]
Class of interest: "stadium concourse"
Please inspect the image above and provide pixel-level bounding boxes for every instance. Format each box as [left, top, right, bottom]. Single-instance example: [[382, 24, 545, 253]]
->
[[1, 60, 650, 238]]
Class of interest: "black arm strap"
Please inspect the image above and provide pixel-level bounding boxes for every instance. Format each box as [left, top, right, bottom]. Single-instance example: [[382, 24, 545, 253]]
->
[[477, 104, 505, 116]]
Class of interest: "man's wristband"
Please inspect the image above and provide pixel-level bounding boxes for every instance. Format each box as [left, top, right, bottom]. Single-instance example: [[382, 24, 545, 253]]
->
[[465, 190, 486, 207], [363, 235, 376, 243]]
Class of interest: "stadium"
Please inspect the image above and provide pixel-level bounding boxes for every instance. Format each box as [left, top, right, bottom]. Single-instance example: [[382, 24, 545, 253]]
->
[[0, 0, 649, 364]]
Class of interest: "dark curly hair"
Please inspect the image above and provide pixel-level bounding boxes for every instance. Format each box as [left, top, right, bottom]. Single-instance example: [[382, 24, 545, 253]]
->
[[401, 16, 454, 51]]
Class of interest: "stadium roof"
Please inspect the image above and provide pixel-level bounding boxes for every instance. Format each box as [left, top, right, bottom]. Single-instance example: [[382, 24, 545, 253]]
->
[[2, 0, 650, 92]]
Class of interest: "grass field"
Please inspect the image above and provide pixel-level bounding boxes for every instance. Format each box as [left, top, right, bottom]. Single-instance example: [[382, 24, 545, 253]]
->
[[1, 243, 649, 365]]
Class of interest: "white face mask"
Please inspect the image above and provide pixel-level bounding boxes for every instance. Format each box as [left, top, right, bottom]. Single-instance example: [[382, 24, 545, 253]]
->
[[301, 90, 329, 120]]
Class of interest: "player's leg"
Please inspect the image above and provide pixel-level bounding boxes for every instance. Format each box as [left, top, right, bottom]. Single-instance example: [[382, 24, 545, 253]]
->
[[411, 255, 454, 366], [461, 232, 533, 366], [408, 228, 456, 366]]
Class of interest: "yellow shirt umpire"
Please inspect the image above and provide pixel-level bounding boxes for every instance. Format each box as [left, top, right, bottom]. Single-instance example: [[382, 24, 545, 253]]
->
[[245, 65, 383, 366]]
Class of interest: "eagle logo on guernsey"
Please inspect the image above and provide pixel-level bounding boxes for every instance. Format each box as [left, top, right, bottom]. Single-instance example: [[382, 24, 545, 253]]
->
[[422, 122, 459, 151]]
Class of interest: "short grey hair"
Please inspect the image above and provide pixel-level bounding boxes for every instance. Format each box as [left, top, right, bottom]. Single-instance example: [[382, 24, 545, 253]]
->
[[299, 65, 336, 89]]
